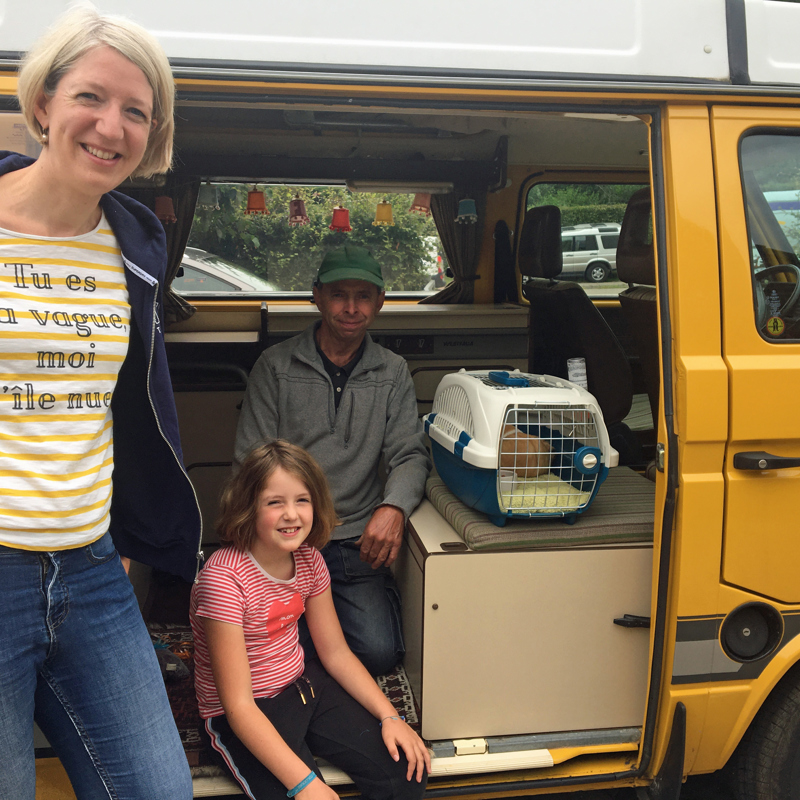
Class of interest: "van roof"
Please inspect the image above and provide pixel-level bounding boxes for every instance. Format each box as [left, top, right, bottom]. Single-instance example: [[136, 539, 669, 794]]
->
[[0, 1, 799, 91]]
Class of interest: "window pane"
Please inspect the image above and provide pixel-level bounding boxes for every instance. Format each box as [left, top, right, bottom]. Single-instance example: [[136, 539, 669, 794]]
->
[[173, 265, 239, 293], [183, 185, 448, 296], [526, 182, 643, 290], [740, 134, 800, 340]]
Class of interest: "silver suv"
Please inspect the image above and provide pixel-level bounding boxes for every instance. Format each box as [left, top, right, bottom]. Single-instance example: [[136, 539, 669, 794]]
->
[[560, 223, 620, 283]]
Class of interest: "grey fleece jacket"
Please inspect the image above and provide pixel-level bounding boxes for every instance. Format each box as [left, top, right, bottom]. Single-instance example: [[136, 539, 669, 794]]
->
[[234, 323, 431, 540]]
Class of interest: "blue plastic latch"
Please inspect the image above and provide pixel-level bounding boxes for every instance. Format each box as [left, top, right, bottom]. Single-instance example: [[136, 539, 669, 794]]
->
[[573, 446, 603, 475], [424, 412, 436, 434], [488, 370, 528, 387], [454, 431, 472, 459]]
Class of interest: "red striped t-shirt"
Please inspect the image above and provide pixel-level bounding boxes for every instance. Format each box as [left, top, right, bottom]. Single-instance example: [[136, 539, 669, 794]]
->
[[190, 543, 330, 719]]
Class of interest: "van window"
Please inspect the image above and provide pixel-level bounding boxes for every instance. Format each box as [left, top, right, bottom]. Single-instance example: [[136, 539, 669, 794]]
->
[[740, 134, 800, 340], [183, 184, 447, 297], [526, 182, 643, 289]]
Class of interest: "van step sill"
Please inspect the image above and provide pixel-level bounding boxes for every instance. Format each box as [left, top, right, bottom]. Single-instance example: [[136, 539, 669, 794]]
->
[[430, 726, 641, 758]]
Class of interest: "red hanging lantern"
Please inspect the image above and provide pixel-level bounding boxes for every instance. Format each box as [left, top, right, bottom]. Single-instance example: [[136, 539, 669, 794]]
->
[[154, 195, 177, 224], [288, 194, 310, 226], [329, 206, 352, 232], [409, 192, 431, 216], [245, 186, 269, 215]]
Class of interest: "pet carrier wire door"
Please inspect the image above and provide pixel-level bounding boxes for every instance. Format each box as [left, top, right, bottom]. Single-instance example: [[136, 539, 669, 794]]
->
[[424, 370, 618, 525]]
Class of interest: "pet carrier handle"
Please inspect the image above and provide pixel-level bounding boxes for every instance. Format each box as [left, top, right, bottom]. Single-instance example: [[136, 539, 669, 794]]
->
[[733, 451, 800, 470], [488, 370, 528, 387]]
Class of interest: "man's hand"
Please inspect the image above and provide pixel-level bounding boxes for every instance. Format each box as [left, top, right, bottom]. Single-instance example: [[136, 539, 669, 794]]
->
[[357, 505, 405, 569]]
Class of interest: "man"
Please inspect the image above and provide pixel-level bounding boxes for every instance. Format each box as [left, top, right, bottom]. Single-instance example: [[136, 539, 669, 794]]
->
[[234, 246, 431, 675]]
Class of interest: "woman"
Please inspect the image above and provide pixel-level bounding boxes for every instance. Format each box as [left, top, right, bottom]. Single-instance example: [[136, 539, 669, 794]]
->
[[0, 6, 200, 798]]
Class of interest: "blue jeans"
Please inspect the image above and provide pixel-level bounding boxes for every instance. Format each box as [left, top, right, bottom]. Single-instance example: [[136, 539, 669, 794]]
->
[[0, 532, 192, 800], [303, 538, 404, 676]]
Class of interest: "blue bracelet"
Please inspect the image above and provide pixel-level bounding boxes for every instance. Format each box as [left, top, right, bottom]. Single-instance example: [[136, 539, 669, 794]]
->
[[379, 715, 406, 727], [287, 771, 316, 797]]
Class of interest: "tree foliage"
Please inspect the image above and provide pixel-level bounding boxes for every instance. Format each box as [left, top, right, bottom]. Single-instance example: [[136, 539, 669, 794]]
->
[[526, 183, 642, 226], [188, 185, 442, 291]]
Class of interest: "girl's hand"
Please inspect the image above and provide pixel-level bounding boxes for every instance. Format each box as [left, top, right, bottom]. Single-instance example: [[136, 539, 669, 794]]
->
[[296, 775, 339, 800], [380, 718, 431, 782]]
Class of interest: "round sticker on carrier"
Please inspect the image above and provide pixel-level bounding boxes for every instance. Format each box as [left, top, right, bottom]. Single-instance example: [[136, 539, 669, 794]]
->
[[766, 316, 785, 336]]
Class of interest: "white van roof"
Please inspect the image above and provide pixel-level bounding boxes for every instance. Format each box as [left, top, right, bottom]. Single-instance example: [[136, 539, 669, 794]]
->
[[2, 0, 800, 90]]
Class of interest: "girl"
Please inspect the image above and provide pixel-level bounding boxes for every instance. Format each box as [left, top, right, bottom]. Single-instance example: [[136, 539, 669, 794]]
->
[[190, 440, 430, 800]]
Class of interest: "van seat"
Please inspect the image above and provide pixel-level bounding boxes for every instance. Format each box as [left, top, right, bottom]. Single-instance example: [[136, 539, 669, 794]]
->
[[617, 188, 659, 423], [518, 205, 641, 464], [425, 467, 654, 550]]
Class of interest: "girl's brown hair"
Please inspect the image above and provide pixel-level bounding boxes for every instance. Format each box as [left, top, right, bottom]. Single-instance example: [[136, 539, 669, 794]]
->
[[217, 440, 338, 551]]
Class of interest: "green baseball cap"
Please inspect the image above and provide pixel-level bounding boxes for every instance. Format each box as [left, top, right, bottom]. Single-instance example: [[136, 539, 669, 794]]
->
[[315, 246, 384, 289]]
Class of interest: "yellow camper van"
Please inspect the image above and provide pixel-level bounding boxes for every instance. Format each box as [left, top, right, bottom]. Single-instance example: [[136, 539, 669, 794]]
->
[[5, 1, 800, 798]]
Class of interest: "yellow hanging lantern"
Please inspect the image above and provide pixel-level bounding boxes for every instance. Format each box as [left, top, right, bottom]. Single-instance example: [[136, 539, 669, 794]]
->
[[373, 199, 394, 227]]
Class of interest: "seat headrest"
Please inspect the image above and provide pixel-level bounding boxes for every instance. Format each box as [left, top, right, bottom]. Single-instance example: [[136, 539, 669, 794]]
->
[[518, 205, 563, 279], [616, 187, 655, 285]]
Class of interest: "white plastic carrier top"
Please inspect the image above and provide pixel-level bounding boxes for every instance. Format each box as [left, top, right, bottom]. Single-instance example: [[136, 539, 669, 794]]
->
[[2, 0, 800, 88], [425, 370, 618, 472]]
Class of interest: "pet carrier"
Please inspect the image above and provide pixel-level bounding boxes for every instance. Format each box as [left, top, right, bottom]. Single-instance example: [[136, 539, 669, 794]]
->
[[423, 370, 619, 526]]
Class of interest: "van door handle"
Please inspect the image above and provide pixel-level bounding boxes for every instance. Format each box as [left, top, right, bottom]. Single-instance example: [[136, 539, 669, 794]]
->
[[734, 451, 800, 470], [613, 614, 651, 629]]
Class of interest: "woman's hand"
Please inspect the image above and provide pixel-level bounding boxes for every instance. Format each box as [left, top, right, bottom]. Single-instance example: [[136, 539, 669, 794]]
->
[[296, 775, 339, 800], [380, 717, 431, 782]]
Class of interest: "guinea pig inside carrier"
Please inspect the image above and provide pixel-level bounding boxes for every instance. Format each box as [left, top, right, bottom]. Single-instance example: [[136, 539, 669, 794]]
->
[[423, 370, 619, 526]]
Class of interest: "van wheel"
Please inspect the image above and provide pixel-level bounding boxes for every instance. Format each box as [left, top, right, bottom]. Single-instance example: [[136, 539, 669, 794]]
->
[[732, 667, 800, 799], [585, 262, 610, 283]]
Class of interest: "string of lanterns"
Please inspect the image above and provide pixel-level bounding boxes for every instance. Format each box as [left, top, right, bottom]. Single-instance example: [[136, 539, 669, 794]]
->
[[181, 183, 478, 228]]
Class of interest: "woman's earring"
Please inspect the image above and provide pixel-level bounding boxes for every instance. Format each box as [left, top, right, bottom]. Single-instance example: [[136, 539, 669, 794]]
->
[[41, 129, 48, 144]]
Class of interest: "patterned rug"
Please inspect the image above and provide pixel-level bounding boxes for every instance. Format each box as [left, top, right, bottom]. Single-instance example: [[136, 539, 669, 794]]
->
[[148, 623, 420, 773]]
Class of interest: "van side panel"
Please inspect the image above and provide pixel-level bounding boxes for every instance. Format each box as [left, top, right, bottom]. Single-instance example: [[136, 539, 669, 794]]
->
[[658, 104, 728, 775]]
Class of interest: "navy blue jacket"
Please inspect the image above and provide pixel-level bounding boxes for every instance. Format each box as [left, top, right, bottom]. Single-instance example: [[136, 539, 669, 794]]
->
[[0, 152, 202, 583]]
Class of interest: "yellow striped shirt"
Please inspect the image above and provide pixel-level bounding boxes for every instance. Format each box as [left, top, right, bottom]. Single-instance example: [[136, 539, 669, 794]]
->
[[0, 213, 130, 549]]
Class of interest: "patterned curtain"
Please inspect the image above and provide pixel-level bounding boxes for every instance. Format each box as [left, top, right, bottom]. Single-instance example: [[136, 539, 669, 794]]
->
[[419, 189, 486, 304]]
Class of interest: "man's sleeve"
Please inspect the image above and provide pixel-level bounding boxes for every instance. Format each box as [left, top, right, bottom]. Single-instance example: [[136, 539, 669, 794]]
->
[[233, 352, 279, 471], [380, 359, 432, 519]]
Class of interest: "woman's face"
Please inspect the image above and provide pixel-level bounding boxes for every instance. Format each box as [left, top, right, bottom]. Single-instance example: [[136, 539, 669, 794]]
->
[[34, 45, 155, 198]]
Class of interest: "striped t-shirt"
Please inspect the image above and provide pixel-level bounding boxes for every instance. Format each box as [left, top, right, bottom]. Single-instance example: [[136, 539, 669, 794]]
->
[[0, 214, 130, 550], [190, 544, 331, 719]]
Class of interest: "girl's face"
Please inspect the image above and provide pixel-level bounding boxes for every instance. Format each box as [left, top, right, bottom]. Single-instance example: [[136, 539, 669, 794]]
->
[[252, 467, 313, 561]]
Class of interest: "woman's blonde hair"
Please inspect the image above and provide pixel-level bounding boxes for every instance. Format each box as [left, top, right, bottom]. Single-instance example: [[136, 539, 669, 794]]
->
[[17, 4, 174, 178], [217, 441, 339, 552]]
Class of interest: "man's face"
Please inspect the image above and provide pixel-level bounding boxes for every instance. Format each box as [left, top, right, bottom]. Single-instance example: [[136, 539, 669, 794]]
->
[[313, 279, 385, 346]]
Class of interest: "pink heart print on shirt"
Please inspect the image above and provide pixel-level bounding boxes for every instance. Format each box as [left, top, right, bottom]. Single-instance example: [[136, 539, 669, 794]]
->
[[265, 593, 304, 638]]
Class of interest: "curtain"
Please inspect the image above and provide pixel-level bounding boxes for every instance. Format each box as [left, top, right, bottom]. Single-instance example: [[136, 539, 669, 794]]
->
[[419, 190, 486, 304], [493, 219, 518, 304], [161, 177, 201, 324]]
